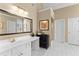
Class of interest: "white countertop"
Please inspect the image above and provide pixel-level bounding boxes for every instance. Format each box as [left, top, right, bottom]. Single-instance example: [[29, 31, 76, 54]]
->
[[30, 36, 39, 42]]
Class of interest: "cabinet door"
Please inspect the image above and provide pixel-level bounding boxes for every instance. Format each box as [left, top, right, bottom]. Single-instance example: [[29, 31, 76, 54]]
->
[[26, 42, 31, 56], [0, 50, 11, 56], [12, 43, 30, 56], [31, 39, 39, 51]]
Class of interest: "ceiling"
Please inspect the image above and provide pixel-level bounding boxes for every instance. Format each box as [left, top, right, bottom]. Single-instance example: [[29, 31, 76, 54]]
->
[[42, 3, 78, 10], [13, 3, 33, 10], [14, 3, 78, 11]]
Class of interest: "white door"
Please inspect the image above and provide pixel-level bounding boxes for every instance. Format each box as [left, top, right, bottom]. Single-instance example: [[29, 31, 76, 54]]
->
[[54, 19, 65, 43], [68, 17, 79, 45]]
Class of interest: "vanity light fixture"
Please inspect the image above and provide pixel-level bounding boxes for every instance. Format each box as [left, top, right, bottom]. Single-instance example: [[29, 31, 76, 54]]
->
[[18, 9, 29, 17], [12, 6, 18, 11], [18, 9, 23, 16], [11, 5, 29, 17], [9, 6, 19, 14], [24, 11, 28, 16]]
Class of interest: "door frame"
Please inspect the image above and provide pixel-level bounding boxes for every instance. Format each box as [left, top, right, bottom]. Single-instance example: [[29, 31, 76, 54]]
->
[[54, 19, 65, 42]]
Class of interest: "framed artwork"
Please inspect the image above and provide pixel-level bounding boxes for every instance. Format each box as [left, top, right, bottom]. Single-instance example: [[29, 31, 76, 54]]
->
[[39, 20, 49, 31]]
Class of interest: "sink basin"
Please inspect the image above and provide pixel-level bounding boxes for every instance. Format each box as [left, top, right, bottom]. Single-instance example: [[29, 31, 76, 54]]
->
[[30, 36, 39, 41], [15, 35, 32, 42]]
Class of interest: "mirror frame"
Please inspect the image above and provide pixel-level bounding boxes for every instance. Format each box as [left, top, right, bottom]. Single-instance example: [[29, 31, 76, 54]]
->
[[0, 9, 33, 36]]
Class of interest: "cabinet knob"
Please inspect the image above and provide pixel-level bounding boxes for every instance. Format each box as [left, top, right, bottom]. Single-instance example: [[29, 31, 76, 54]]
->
[[20, 53, 23, 55]]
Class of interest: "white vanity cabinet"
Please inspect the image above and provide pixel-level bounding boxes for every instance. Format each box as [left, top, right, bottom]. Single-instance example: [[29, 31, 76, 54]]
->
[[0, 49, 11, 56], [11, 42, 28, 56], [26, 42, 31, 56], [31, 37, 39, 51], [0, 39, 12, 56], [0, 36, 39, 56], [11, 36, 31, 56]]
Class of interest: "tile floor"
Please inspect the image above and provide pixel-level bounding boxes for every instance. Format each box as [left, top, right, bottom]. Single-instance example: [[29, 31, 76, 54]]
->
[[32, 40, 79, 56]]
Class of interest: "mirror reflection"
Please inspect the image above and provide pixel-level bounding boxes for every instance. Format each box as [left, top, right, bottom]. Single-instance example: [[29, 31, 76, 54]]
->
[[0, 10, 32, 34]]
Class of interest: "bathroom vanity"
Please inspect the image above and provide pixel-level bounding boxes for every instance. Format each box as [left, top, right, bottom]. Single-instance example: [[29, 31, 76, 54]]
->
[[0, 36, 39, 56], [0, 6, 39, 56]]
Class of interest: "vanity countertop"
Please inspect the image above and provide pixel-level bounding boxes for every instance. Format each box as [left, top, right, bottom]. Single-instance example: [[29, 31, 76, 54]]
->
[[30, 36, 39, 42]]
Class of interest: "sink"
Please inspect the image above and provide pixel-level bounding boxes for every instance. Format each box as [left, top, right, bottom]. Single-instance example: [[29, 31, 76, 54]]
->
[[15, 36, 32, 42], [30, 36, 39, 41]]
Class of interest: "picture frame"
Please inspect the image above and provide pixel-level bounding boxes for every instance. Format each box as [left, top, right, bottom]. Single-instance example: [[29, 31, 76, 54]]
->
[[39, 20, 49, 31]]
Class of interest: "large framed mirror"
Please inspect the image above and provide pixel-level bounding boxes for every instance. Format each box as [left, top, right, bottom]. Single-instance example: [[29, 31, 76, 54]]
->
[[0, 9, 32, 35]]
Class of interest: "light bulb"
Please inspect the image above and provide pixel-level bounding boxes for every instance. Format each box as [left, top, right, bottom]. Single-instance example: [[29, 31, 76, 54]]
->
[[12, 6, 18, 11]]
